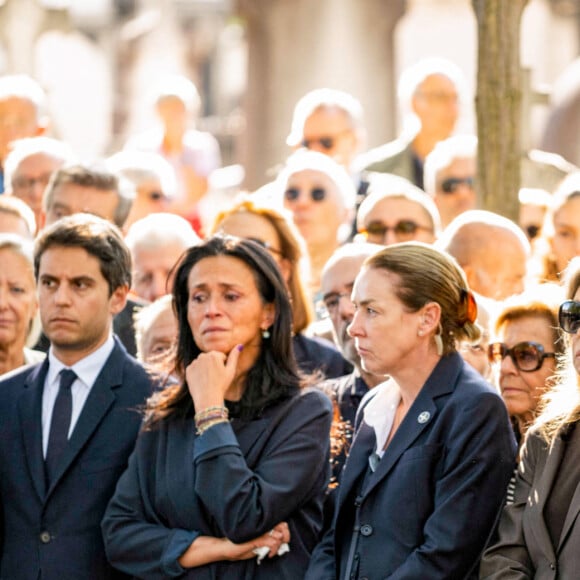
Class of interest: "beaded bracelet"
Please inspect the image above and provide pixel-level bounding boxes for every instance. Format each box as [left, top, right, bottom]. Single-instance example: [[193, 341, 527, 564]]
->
[[194, 405, 229, 423], [196, 417, 229, 436]]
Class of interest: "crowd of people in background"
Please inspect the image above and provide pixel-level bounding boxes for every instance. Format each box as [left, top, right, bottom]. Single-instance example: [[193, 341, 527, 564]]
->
[[1, 55, 580, 579]]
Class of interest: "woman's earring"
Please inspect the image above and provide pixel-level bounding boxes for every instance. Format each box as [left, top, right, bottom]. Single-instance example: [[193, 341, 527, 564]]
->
[[262, 328, 271, 339], [434, 324, 443, 356]]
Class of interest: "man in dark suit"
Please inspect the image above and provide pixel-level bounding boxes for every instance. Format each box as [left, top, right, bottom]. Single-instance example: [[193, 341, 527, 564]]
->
[[0, 213, 153, 579]]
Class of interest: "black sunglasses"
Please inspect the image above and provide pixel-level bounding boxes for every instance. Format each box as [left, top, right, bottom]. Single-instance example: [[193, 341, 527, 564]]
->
[[285, 187, 326, 203], [440, 176, 475, 194], [301, 136, 335, 150], [525, 224, 540, 240], [360, 220, 432, 239], [559, 300, 580, 334], [488, 341, 556, 372], [300, 129, 351, 151], [148, 190, 165, 201]]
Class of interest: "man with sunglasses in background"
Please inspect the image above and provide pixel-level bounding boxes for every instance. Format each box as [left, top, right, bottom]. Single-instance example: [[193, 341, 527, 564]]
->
[[286, 88, 369, 234], [423, 134, 477, 229]]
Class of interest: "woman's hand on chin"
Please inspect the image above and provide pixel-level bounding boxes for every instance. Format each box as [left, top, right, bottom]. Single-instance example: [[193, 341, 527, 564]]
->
[[186, 344, 243, 409]]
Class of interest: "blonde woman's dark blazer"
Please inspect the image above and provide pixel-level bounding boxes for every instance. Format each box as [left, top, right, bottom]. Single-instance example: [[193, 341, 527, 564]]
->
[[480, 425, 580, 579]]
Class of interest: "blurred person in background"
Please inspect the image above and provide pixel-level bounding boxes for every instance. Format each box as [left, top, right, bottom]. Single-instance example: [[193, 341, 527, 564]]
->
[[107, 150, 177, 231], [423, 134, 477, 229], [4, 136, 74, 232], [125, 74, 221, 226], [286, 88, 368, 199], [0, 234, 43, 376], [356, 173, 440, 246], [438, 210, 531, 302], [480, 259, 580, 578], [212, 195, 351, 379], [532, 171, 580, 283], [276, 150, 356, 299], [0, 74, 49, 193], [134, 294, 178, 366], [457, 298, 492, 381], [0, 195, 36, 238], [40, 162, 135, 231], [518, 187, 552, 243], [359, 57, 466, 190], [124, 212, 201, 304]]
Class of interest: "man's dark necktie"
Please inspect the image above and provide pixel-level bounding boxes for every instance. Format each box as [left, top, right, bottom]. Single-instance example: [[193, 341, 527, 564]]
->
[[45, 369, 76, 484]]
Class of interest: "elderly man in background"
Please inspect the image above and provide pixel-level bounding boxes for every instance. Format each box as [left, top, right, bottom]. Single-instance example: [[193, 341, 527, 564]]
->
[[124, 212, 201, 304], [360, 57, 466, 190], [4, 137, 74, 232], [438, 209, 531, 302], [0, 74, 49, 193]]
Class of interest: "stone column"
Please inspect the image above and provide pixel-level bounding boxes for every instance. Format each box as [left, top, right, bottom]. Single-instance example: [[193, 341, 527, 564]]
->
[[237, 0, 404, 190]]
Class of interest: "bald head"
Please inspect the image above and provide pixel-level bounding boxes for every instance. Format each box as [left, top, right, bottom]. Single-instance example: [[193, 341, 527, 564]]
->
[[439, 210, 530, 301]]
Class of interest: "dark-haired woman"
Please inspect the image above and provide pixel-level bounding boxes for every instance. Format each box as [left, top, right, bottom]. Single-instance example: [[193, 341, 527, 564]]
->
[[102, 236, 333, 579]]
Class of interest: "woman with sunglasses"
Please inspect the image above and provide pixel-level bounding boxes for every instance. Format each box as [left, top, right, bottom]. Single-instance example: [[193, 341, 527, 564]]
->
[[276, 150, 357, 300], [356, 173, 440, 246], [487, 285, 564, 449], [307, 242, 516, 580], [480, 258, 580, 579]]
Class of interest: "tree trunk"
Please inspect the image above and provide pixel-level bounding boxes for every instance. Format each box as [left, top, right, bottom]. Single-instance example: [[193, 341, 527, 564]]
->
[[472, 0, 528, 220]]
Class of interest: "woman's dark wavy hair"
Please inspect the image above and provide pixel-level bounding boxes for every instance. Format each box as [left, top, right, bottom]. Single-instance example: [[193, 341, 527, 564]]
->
[[145, 234, 302, 425]]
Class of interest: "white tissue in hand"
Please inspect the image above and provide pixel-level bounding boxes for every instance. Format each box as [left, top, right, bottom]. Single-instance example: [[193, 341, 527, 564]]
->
[[252, 542, 290, 564]]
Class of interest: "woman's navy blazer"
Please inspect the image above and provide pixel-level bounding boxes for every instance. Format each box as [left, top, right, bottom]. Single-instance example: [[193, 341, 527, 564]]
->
[[102, 388, 333, 579], [306, 353, 517, 580]]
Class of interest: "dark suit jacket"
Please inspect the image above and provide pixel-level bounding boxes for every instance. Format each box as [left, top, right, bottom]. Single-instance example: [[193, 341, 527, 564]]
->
[[306, 353, 516, 580], [0, 338, 153, 580], [102, 388, 333, 579], [480, 426, 580, 580], [293, 333, 353, 379]]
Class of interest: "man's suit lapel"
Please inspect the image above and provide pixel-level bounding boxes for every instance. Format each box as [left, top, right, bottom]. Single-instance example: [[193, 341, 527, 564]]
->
[[46, 341, 126, 495], [17, 360, 50, 501]]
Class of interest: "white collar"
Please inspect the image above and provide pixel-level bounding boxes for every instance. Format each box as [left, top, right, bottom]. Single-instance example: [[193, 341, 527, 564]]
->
[[46, 335, 115, 389]]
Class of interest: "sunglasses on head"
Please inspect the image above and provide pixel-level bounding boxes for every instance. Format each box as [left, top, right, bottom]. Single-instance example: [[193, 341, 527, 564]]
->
[[559, 300, 580, 334], [440, 176, 475, 194], [360, 220, 432, 239], [487, 341, 556, 372], [284, 187, 326, 203]]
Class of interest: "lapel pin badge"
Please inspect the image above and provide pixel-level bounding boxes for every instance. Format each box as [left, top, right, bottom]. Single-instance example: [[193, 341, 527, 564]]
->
[[417, 411, 431, 424]]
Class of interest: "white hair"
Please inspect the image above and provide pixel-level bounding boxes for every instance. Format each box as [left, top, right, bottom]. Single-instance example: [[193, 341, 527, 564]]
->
[[124, 212, 201, 253], [286, 88, 364, 147]]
